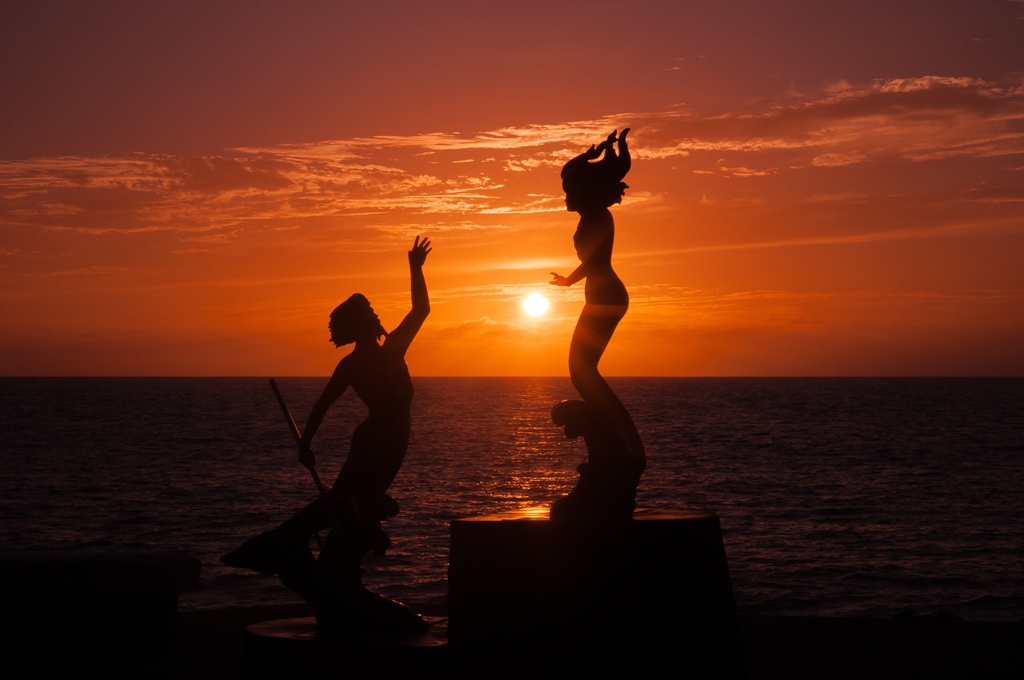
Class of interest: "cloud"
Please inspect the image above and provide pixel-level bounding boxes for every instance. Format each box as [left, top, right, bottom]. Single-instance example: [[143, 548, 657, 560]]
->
[[371, 221, 515, 239], [426, 283, 577, 304], [631, 75, 1024, 163], [811, 152, 867, 167], [623, 214, 1022, 257], [15, 265, 135, 278], [958, 186, 1024, 203], [2, 74, 1021, 246], [181, 231, 239, 244], [618, 284, 1024, 332], [717, 165, 778, 177]]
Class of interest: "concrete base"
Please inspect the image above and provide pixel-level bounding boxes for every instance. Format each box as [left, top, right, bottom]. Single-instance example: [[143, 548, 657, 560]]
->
[[241, 616, 448, 678], [0, 551, 201, 674], [0, 550, 200, 636], [448, 508, 744, 675]]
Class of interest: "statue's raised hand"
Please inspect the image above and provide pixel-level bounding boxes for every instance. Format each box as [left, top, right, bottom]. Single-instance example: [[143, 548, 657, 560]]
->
[[409, 235, 431, 267], [593, 130, 617, 154]]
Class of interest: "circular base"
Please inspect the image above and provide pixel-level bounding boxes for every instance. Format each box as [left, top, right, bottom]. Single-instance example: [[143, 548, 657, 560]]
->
[[246, 614, 447, 646], [242, 616, 448, 678]]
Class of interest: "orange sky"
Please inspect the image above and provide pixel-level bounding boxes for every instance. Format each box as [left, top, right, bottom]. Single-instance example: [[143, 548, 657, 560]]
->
[[2, 1, 1023, 376]]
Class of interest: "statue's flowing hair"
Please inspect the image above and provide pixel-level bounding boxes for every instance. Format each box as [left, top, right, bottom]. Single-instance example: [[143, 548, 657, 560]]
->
[[560, 142, 631, 209]]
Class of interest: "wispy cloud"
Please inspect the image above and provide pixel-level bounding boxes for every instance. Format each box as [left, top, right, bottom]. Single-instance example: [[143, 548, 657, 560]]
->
[[2, 75, 1021, 247], [621, 214, 1023, 258], [639, 75, 1024, 162]]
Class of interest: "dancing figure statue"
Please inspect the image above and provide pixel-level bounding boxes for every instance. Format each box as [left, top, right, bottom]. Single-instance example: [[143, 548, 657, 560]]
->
[[549, 129, 645, 519], [222, 237, 432, 634]]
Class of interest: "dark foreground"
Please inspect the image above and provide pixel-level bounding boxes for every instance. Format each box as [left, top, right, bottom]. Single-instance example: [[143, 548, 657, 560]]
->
[[18, 604, 1011, 679]]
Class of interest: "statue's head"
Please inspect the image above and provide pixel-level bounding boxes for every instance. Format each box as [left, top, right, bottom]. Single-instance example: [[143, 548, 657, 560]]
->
[[328, 294, 384, 346], [561, 145, 630, 213]]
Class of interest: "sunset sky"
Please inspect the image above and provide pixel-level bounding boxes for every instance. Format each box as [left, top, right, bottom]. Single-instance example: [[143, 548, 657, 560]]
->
[[2, 1, 1023, 376]]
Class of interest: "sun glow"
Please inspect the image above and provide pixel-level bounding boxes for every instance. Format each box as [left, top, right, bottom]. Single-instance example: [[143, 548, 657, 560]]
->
[[523, 293, 549, 316]]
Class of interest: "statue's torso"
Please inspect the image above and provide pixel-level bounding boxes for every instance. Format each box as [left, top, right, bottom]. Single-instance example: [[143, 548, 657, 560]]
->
[[575, 212, 628, 306], [347, 346, 414, 431]]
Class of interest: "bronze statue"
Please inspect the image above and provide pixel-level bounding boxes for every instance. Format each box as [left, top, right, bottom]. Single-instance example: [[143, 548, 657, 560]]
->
[[222, 237, 432, 634], [549, 130, 644, 519]]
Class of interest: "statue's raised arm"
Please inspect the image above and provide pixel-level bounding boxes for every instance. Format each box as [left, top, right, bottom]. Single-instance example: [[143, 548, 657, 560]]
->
[[384, 236, 431, 357]]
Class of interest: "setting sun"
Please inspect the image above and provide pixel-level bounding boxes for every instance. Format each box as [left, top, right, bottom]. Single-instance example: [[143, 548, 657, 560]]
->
[[523, 293, 549, 317]]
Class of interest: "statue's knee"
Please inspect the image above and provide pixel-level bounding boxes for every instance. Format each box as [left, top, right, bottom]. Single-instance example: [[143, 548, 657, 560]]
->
[[568, 350, 589, 380], [569, 369, 586, 396], [570, 362, 599, 395]]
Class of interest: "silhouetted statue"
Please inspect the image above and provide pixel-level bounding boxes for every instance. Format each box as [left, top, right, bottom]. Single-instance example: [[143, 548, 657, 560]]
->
[[549, 130, 645, 519], [222, 237, 433, 634]]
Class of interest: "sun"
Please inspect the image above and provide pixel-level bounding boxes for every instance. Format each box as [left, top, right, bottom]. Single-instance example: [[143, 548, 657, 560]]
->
[[523, 293, 549, 316]]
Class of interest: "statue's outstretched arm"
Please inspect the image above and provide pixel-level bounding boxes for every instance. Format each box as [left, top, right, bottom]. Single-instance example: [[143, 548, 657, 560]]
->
[[385, 236, 432, 356], [550, 259, 589, 287]]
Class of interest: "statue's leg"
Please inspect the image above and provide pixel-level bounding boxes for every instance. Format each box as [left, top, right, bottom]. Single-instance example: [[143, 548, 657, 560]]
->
[[219, 485, 358, 575], [310, 502, 425, 632], [550, 399, 645, 519], [220, 515, 315, 576], [569, 304, 645, 464], [270, 501, 364, 624], [549, 304, 646, 519], [313, 524, 426, 633], [316, 511, 369, 586], [334, 419, 408, 498], [308, 421, 426, 633], [221, 418, 403, 575]]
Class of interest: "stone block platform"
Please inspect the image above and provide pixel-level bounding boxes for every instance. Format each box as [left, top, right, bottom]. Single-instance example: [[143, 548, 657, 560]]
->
[[448, 508, 744, 674], [0, 550, 201, 672], [0, 550, 200, 636]]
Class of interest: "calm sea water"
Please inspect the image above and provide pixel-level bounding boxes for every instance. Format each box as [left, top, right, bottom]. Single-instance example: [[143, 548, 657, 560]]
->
[[1, 377, 1021, 620]]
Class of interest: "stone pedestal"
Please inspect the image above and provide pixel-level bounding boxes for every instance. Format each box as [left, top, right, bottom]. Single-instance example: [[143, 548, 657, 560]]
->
[[0, 550, 200, 636], [0, 550, 201, 673], [448, 508, 744, 675]]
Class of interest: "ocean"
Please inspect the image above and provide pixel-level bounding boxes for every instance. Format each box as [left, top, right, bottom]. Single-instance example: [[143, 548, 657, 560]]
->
[[1, 377, 1021, 621]]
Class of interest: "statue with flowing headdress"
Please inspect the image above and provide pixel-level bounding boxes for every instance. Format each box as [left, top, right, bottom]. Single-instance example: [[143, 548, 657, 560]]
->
[[548, 129, 645, 519]]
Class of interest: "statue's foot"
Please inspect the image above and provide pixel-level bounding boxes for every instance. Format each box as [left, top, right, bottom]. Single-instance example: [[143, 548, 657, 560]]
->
[[276, 550, 319, 603], [220, 528, 310, 575], [312, 581, 429, 636]]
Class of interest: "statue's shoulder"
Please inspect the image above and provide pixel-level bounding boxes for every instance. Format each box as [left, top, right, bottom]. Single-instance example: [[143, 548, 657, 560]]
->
[[331, 351, 359, 378]]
